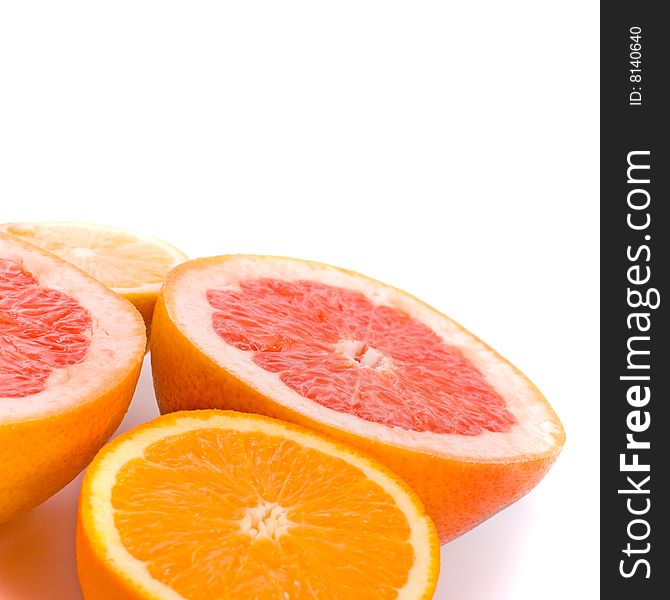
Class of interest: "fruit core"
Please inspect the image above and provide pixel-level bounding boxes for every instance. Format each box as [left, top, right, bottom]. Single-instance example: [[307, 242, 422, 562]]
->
[[207, 278, 517, 435], [0, 258, 92, 398], [240, 501, 290, 542]]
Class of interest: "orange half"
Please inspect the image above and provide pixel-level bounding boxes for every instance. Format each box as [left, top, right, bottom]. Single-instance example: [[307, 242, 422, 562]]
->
[[76, 410, 440, 600]]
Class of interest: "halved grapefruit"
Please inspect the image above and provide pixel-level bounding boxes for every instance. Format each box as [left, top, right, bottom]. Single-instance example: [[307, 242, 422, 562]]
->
[[150, 255, 565, 542], [77, 410, 439, 599], [0, 232, 145, 523], [0, 222, 188, 329]]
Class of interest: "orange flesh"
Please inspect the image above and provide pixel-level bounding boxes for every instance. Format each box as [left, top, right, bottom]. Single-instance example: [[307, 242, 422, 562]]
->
[[207, 278, 516, 435], [0, 258, 92, 398], [112, 428, 415, 599]]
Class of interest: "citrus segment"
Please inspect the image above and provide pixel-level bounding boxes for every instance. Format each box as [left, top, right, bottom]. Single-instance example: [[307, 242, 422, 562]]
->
[[0, 222, 188, 328], [151, 255, 565, 542], [77, 410, 439, 600], [0, 232, 145, 523], [0, 258, 92, 398], [207, 278, 515, 435]]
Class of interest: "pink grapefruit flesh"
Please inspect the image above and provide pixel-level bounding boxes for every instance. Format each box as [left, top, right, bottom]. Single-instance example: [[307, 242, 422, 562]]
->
[[207, 278, 516, 435], [1, 258, 93, 398]]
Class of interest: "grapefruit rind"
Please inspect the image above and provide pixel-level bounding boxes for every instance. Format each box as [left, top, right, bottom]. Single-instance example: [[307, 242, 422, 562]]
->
[[77, 410, 440, 600], [0, 232, 145, 522], [158, 255, 563, 462]]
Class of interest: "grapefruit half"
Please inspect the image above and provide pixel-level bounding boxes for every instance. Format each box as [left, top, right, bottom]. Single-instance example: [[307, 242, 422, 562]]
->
[[0, 232, 145, 523], [150, 255, 565, 542]]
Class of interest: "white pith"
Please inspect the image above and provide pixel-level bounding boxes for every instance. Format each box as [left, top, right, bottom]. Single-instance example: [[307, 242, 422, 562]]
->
[[239, 501, 290, 542], [335, 339, 395, 371], [167, 256, 564, 462], [0, 234, 146, 421], [85, 412, 436, 600]]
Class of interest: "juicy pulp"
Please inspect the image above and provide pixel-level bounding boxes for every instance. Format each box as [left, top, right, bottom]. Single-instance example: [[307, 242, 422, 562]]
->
[[0, 258, 92, 398], [207, 278, 516, 435]]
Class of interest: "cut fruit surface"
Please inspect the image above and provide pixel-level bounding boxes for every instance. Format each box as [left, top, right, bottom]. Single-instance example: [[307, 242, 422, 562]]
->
[[0, 222, 187, 328], [0, 232, 145, 523], [77, 410, 439, 600], [151, 255, 565, 542], [207, 278, 515, 436], [1, 258, 92, 398]]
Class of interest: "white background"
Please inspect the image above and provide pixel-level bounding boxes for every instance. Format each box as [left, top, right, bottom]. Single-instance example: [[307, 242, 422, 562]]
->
[[0, 2, 599, 599]]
